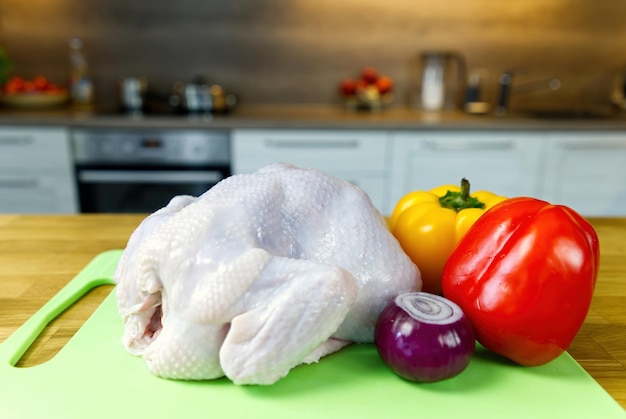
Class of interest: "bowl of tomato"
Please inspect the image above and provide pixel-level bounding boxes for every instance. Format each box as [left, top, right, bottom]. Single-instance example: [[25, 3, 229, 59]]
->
[[1, 76, 69, 109]]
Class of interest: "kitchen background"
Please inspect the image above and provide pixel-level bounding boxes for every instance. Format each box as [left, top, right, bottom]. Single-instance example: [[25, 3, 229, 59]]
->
[[1, 0, 625, 112]]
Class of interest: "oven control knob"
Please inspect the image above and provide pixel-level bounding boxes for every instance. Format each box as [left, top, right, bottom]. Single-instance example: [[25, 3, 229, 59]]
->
[[184, 139, 209, 160]]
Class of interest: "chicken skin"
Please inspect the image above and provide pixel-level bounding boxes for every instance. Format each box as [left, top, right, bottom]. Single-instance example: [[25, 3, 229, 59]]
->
[[114, 163, 421, 384]]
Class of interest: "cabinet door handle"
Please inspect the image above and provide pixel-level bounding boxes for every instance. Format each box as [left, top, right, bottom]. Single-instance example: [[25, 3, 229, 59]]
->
[[264, 138, 359, 149], [0, 178, 39, 188], [0, 136, 34, 146], [78, 170, 223, 184], [558, 141, 626, 150], [423, 140, 514, 151]]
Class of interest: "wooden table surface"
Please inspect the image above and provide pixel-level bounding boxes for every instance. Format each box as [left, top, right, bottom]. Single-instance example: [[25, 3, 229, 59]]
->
[[0, 214, 625, 410]]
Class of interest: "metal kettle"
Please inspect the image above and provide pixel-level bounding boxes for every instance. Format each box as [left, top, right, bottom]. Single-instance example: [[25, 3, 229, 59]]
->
[[413, 51, 466, 112]]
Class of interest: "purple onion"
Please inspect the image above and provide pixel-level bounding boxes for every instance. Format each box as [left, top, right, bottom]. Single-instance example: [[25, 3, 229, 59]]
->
[[374, 292, 475, 383]]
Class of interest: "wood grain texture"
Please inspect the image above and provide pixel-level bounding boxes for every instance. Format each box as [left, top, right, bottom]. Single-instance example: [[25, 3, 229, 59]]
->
[[0, 0, 625, 111], [0, 214, 624, 410]]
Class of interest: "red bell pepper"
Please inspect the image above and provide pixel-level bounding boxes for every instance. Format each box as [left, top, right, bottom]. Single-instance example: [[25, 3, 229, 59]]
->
[[441, 197, 600, 366]]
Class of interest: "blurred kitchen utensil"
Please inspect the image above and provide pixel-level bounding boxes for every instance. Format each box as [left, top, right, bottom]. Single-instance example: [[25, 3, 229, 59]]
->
[[68, 37, 94, 108], [609, 72, 626, 112], [495, 70, 561, 116], [118, 77, 147, 114], [170, 77, 237, 115], [463, 68, 491, 114], [208, 84, 238, 114], [411, 51, 466, 112]]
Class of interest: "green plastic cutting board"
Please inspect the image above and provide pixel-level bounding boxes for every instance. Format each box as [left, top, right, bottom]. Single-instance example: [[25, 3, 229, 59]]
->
[[1, 250, 624, 419]]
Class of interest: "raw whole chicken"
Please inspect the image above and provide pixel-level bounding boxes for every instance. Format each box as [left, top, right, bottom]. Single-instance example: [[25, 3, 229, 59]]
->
[[114, 163, 421, 385]]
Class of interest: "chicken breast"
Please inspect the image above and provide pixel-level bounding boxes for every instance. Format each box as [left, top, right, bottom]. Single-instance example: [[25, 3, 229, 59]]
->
[[114, 163, 421, 385]]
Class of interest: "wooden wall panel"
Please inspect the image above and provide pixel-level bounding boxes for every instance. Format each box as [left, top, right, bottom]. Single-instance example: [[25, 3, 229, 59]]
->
[[0, 0, 625, 112]]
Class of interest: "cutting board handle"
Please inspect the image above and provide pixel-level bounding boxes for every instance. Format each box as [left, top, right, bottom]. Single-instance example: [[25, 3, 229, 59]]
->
[[0, 249, 123, 367]]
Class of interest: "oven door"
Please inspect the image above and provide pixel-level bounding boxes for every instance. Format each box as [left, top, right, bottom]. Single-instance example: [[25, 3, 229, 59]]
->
[[76, 166, 227, 213]]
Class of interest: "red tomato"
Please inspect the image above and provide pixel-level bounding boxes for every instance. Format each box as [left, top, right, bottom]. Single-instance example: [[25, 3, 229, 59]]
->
[[441, 197, 599, 366], [46, 84, 65, 94], [33, 75, 50, 91], [375, 76, 393, 94], [339, 78, 357, 96], [4, 83, 20, 94], [23, 81, 36, 92], [355, 78, 369, 92], [360, 67, 379, 84], [4, 76, 25, 93]]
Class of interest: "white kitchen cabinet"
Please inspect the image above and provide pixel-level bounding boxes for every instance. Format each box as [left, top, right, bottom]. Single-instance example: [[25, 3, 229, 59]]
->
[[541, 132, 626, 216], [389, 131, 546, 214], [0, 126, 78, 213], [232, 129, 391, 212]]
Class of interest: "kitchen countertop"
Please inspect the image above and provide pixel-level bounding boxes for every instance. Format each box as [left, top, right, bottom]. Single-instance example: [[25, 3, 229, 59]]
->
[[0, 214, 625, 410], [2, 104, 626, 130]]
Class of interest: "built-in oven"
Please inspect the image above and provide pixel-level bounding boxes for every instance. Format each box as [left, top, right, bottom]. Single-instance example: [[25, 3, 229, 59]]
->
[[72, 128, 231, 213]]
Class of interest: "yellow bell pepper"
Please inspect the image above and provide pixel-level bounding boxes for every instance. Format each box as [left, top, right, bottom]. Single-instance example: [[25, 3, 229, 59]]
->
[[389, 179, 506, 295]]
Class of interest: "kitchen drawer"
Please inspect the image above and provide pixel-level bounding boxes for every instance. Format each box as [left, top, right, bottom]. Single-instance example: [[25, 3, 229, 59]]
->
[[0, 126, 72, 170], [0, 173, 78, 214], [232, 129, 389, 172], [541, 132, 626, 216], [389, 131, 546, 210]]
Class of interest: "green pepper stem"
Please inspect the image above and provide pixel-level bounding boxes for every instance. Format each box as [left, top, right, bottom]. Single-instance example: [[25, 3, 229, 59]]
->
[[439, 178, 485, 212], [461, 178, 470, 201]]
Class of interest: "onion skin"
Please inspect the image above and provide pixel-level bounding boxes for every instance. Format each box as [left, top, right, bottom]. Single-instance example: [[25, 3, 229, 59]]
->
[[374, 292, 475, 383]]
